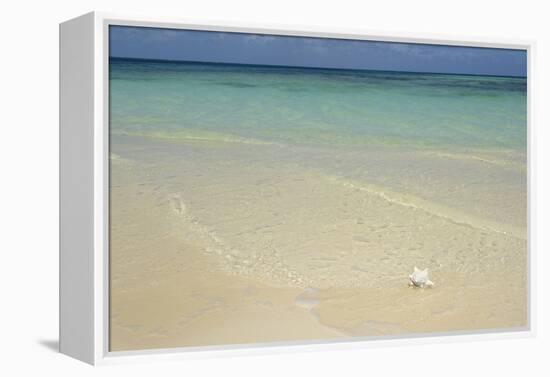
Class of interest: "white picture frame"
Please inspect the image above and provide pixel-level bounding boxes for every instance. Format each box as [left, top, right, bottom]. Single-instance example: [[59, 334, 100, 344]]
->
[[59, 11, 536, 365]]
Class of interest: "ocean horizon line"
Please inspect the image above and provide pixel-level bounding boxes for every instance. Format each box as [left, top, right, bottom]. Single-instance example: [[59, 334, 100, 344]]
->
[[109, 56, 527, 79]]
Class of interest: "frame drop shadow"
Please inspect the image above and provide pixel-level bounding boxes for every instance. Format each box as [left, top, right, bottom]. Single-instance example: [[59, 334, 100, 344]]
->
[[38, 339, 59, 353]]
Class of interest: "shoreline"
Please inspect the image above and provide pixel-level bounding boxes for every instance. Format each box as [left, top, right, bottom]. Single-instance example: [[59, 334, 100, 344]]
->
[[109, 135, 527, 350]]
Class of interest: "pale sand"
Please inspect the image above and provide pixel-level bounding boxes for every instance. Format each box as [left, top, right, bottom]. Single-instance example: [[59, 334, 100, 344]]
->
[[109, 135, 527, 351], [109, 166, 342, 350]]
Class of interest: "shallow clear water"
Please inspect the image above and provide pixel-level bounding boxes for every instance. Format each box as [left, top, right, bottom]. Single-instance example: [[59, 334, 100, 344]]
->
[[110, 58, 527, 150]]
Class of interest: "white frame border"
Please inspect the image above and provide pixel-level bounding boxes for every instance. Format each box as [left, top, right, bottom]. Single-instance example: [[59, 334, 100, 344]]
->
[[86, 11, 535, 365]]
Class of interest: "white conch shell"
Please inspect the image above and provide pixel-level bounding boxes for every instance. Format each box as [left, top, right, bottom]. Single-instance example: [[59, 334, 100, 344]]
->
[[409, 266, 434, 288]]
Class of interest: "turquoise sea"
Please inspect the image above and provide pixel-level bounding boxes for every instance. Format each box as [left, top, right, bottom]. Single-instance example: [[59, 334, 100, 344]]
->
[[109, 57, 527, 151]]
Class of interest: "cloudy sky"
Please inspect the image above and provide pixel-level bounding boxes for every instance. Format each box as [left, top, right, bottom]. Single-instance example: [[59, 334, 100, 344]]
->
[[109, 25, 527, 77]]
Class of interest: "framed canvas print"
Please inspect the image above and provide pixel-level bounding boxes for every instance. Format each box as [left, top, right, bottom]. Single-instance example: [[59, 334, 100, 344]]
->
[[59, 12, 534, 365]]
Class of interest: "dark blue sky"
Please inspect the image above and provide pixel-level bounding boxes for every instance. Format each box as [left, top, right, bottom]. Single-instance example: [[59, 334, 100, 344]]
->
[[109, 26, 527, 77]]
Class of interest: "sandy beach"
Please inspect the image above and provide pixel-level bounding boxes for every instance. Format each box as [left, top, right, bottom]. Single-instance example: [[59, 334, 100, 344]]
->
[[109, 135, 527, 351]]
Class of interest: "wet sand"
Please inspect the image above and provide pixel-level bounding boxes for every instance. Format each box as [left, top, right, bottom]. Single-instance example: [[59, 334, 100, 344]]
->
[[109, 135, 527, 351]]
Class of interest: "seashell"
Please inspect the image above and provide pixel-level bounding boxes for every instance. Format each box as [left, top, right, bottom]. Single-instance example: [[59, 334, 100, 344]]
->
[[409, 266, 434, 288]]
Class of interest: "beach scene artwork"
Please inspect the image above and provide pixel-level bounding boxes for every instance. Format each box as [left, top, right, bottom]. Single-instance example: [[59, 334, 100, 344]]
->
[[108, 26, 528, 351]]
